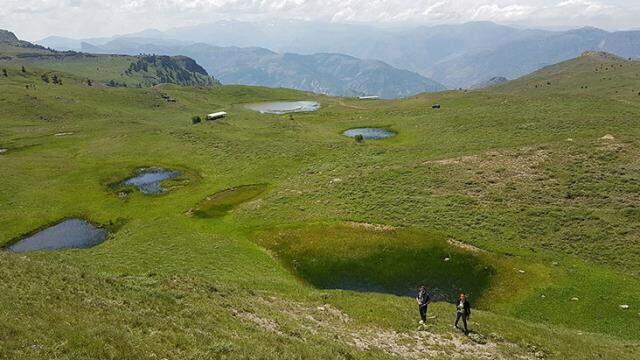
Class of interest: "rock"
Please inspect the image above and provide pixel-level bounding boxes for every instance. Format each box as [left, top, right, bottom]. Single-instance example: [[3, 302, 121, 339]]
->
[[54, 132, 73, 136], [535, 351, 545, 358], [541, 294, 546, 299], [518, 270, 526, 274], [571, 297, 579, 301], [566, 138, 574, 142], [552, 261, 559, 266], [444, 257, 450, 262], [601, 134, 615, 140], [0, 148, 7, 154], [619, 304, 630, 310]]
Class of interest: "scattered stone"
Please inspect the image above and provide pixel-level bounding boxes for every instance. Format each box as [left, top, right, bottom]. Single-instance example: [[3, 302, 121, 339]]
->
[[552, 261, 559, 266], [535, 351, 545, 359], [330, 178, 342, 183], [566, 138, 574, 142], [0, 148, 7, 154], [444, 257, 451, 262], [619, 304, 630, 310], [541, 294, 546, 299], [518, 270, 526, 274], [468, 332, 487, 344], [54, 132, 73, 136], [571, 297, 579, 301], [600, 134, 615, 141]]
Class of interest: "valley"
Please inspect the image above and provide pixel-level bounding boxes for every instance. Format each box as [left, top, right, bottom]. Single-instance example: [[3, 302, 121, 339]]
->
[[1, 31, 640, 359]]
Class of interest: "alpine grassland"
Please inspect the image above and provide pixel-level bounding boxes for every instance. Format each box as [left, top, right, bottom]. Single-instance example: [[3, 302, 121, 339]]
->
[[1, 51, 640, 359]]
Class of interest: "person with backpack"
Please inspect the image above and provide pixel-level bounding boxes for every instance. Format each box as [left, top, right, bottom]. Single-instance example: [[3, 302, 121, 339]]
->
[[455, 293, 471, 335], [416, 286, 431, 324]]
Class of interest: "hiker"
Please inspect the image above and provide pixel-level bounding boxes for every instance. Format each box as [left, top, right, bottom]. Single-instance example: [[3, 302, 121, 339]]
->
[[416, 286, 431, 324], [454, 293, 471, 335]]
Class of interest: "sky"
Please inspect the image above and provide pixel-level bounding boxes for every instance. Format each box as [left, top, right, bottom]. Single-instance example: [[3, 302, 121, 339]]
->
[[2, 0, 639, 41]]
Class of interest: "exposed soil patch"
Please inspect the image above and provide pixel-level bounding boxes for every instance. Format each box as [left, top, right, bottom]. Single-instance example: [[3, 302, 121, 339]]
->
[[231, 296, 533, 359], [346, 222, 397, 232]]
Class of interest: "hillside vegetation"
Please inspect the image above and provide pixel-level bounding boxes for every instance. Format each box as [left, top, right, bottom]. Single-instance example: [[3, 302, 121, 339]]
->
[[0, 30, 216, 88], [1, 49, 640, 359]]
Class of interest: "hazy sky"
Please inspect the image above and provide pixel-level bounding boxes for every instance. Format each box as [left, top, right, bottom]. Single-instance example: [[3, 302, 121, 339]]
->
[[2, 0, 639, 40]]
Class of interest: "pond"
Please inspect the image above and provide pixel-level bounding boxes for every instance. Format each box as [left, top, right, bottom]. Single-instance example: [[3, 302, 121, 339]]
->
[[7, 219, 108, 253], [245, 101, 320, 114], [121, 168, 181, 195], [343, 128, 395, 140]]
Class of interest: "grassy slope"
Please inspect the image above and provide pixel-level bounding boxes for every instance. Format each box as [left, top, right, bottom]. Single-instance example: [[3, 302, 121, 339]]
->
[[0, 43, 214, 87], [1, 53, 639, 358]]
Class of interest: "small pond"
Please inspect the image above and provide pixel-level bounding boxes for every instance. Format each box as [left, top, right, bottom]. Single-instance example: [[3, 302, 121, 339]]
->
[[7, 219, 108, 253], [343, 128, 395, 140], [121, 168, 181, 195], [245, 101, 320, 114]]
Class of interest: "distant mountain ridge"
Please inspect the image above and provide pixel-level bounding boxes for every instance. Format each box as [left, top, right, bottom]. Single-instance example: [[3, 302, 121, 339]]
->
[[44, 21, 640, 88], [79, 39, 446, 98], [470, 76, 509, 90]]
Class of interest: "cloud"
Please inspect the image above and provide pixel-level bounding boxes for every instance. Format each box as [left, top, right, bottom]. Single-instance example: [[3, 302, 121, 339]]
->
[[2, 0, 638, 41]]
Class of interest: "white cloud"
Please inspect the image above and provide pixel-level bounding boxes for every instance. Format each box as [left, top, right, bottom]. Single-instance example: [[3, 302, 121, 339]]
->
[[2, 0, 638, 41]]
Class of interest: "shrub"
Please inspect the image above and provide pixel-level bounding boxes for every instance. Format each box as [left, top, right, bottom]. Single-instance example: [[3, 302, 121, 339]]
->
[[191, 115, 202, 125], [1, 69, 7, 77], [41, 73, 49, 83], [21, 66, 26, 73], [354, 134, 364, 143]]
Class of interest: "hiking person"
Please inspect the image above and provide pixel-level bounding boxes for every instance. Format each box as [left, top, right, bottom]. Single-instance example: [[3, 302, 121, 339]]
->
[[416, 286, 431, 324], [454, 293, 471, 335]]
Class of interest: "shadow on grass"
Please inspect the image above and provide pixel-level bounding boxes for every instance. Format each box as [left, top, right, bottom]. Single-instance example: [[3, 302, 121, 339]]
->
[[255, 224, 495, 301], [192, 184, 268, 218]]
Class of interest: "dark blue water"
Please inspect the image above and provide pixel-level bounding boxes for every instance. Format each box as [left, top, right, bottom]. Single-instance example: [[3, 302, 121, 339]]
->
[[343, 128, 395, 140], [245, 101, 320, 114], [7, 219, 108, 253], [122, 168, 180, 194]]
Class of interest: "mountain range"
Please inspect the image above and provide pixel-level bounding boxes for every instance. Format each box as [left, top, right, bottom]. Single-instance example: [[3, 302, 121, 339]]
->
[[79, 38, 446, 99], [39, 21, 640, 89]]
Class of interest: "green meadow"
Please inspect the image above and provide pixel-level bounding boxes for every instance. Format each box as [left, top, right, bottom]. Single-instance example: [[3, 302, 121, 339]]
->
[[1, 52, 640, 358]]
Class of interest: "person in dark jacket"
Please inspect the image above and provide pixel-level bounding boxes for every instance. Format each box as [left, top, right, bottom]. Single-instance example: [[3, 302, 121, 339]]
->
[[455, 293, 471, 335], [416, 286, 431, 324]]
